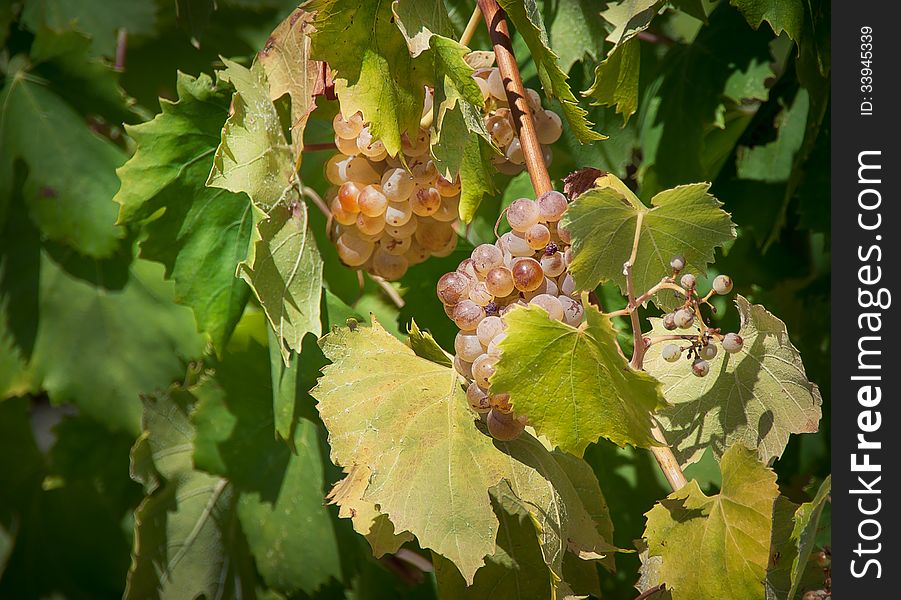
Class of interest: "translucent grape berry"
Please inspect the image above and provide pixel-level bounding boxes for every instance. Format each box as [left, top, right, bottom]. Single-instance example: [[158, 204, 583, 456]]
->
[[661, 344, 681, 363], [698, 343, 718, 360], [673, 308, 695, 329], [722, 332, 743, 353], [680, 273, 696, 290], [691, 358, 710, 377], [670, 255, 686, 272], [487, 409, 525, 441], [712, 274, 733, 295], [663, 312, 677, 331]]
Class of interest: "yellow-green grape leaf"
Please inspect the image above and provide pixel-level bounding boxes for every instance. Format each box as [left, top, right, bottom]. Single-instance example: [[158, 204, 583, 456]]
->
[[492, 304, 665, 456], [307, 0, 429, 157], [643, 445, 779, 600], [312, 319, 615, 584], [239, 203, 323, 364], [601, 0, 665, 44], [207, 59, 295, 208], [786, 476, 831, 599], [125, 390, 255, 600], [561, 175, 735, 302], [644, 296, 823, 465], [326, 465, 414, 557], [257, 7, 323, 157], [392, 0, 454, 57], [496, 0, 606, 143], [458, 135, 497, 223], [583, 37, 640, 123], [407, 319, 453, 367]]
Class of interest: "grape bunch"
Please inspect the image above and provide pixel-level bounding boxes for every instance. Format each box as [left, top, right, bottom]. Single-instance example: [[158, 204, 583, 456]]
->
[[656, 258, 743, 377], [472, 67, 562, 175], [436, 190, 584, 441], [326, 103, 460, 281]]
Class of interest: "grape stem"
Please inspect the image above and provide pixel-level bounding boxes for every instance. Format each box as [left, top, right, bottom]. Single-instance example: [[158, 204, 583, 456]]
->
[[459, 5, 483, 48], [368, 273, 406, 309], [621, 218, 688, 493], [646, 334, 697, 346], [604, 279, 688, 318], [634, 584, 667, 600], [303, 141, 338, 152], [478, 0, 553, 196]]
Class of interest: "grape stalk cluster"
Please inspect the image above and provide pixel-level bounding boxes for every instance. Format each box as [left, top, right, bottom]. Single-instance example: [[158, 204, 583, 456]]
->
[[436, 191, 583, 441], [326, 100, 460, 281], [656, 257, 743, 376], [473, 67, 562, 174]]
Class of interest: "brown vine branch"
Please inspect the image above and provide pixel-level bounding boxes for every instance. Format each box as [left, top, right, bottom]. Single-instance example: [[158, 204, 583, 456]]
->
[[478, 0, 552, 196]]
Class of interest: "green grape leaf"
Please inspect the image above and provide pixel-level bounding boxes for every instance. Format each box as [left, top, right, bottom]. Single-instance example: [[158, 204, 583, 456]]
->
[[784, 476, 831, 599], [125, 390, 256, 600], [562, 175, 735, 304], [729, 0, 805, 42], [326, 465, 414, 557], [115, 72, 254, 353], [312, 319, 615, 584], [546, 0, 606, 73], [459, 135, 497, 223], [643, 445, 779, 600], [408, 319, 453, 367], [239, 203, 323, 364], [601, 0, 664, 44], [191, 320, 343, 595], [257, 7, 324, 156], [736, 89, 809, 183], [0, 73, 124, 257], [644, 296, 823, 465], [207, 59, 295, 208], [497, 0, 605, 143], [583, 37, 640, 123], [492, 303, 665, 456], [21, 0, 157, 56], [307, 0, 429, 157], [28, 250, 205, 435], [392, 0, 455, 56]]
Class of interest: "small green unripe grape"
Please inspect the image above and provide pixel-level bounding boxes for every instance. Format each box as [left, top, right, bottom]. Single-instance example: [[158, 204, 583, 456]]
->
[[663, 313, 677, 330], [712, 274, 734, 295], [454, 356, 473, 380], [485, 267, 515, 297], [722, 332, 744, 353], [466, 382, 491, 413], [372, 248, 408, 280], [506, 198, 541, 232], [680, 273, 696, 290], [455, 332, 485, 362], [698, 343, 718, 360], [437, 271, 473, 305], [559, 295, 584, 327], [674, 308, 695, 329], [487, 409, 525, 441], [476, 316, 505, 347], [511, 257, 544, 292], [661, 344, 681, 363], [691, 358, 710, 377], [537, 190, 568, 221], [472, 243, 504, 275], [670, 255, 686, 272], [472, 354, 498, 389], [529, 293, 564, 321]]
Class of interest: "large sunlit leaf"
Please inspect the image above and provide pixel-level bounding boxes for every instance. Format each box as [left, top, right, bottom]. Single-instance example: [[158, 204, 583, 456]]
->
[[207, 59, 296, 208], [312, 319, 615, 585], [492, 303, 666, 456], [497, 0, 605, 143], [643, 445, 779, 600], [644, 296, 822, 465], [562, 174, 735, 304], [307, 0, 429, 157], [115, 72, 254, 353]]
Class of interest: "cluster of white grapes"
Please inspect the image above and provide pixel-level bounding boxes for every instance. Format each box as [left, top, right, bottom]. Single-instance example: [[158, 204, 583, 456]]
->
[[436, 190, 583, 441], [657, 256, 744, 377], [326, 105, 460, 281], [473, 67, 562, 174]]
